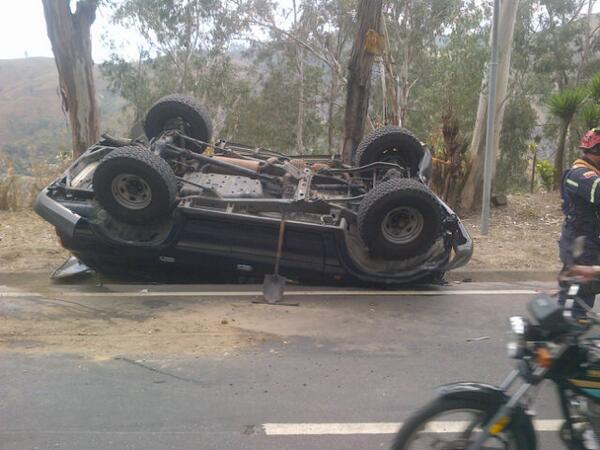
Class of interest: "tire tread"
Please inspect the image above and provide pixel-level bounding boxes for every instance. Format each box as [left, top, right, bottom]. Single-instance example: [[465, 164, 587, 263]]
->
[[357, 178, 443, 260], [144, 94, 213, 143], [353, 125, 423, 169], [93, 146, 178, 223]]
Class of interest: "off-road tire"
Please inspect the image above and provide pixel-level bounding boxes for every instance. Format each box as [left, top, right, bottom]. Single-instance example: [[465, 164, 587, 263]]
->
[[391, 397, 529, 450], [353, 126, 424, 177], [358, 178, 442, 260], [144, 94, 213, 147], [93, 146, 178, 224]]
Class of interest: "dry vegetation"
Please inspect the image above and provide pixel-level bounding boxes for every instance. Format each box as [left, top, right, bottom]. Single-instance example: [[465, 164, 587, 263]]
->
[[0, 155, 68, 211]]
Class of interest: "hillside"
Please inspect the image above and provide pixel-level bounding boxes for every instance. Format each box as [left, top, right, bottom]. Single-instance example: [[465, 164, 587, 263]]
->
[[0, 57, 129, 174]]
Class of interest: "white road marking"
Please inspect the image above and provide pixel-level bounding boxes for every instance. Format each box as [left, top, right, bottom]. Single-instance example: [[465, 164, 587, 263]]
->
[[0, 289, 539, 298], [261, 419, 564, 435], [0, 292, 43, 298]]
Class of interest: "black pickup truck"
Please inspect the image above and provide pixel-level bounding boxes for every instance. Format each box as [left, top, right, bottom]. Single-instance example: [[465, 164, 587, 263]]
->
[[34, 94, 472, 284]]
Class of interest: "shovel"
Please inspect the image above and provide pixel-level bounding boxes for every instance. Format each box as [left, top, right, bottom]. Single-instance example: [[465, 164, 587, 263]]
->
[[262, 217, 288, 303]]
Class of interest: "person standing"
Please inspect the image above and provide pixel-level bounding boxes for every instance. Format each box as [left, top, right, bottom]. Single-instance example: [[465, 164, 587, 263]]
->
[[558, 128, 600, 316]]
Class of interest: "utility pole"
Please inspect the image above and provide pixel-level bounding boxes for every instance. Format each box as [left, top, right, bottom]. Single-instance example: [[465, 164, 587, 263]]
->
[[481, 0, 500, 235]]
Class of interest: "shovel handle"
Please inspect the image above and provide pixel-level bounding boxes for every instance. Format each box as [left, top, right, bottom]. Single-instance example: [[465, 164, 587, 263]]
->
[[274, 218, 286, 274]]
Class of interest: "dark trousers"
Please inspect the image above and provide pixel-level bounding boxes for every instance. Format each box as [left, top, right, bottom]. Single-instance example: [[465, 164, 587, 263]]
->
[[558, 263, 599, 316]]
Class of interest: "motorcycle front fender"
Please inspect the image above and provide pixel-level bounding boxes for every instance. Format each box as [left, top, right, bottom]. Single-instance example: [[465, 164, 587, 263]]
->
[[436, 382, 537, 449]]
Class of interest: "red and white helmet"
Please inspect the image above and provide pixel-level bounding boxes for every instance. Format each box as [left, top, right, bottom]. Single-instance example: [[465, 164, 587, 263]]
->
[[580, 128, 600, 153]]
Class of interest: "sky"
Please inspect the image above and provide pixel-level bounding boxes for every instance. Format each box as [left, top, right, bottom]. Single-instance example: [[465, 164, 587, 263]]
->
[[0, 0, 141, 62], [2, 0, 600, 63]]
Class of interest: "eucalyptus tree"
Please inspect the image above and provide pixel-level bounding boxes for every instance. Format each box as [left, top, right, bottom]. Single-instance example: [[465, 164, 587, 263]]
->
[[102, 0, 251, 136], [380, 0, 464, 127], [460, 0, 520, 211], [231, 0, 354, 154], [41, 0, 99, 157]]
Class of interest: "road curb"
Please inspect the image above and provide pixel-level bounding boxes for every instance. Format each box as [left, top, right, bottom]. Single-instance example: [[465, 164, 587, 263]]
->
[[1, 269, 559, 285], [447, 270, 558, 283]]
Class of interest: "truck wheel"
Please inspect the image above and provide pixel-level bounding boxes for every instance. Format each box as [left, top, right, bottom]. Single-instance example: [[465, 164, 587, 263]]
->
[[93, 146, 178, 224], [358, 178, 442, 260], [353, 126, 424, 177], [144, 94, 213, 148]]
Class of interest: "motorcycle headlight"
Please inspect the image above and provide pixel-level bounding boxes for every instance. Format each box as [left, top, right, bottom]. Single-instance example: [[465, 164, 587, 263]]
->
[[507, 316, 529, 359]]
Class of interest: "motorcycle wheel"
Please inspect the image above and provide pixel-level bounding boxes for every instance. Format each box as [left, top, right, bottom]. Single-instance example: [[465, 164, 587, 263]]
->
[[391, 397, 530, 450]]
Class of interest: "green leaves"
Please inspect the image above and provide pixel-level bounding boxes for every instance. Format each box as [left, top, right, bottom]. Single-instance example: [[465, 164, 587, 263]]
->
[[546, 87, 587, 121], [589, 72, 600, 103], [536, 159, 555, 191], [581, 103, 600, 130]]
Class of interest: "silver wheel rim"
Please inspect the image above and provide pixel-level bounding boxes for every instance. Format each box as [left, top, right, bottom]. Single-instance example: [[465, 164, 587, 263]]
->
[[403, 408, 516, 450], [381, 206, 424, 244], [111, 173, 152, 210]]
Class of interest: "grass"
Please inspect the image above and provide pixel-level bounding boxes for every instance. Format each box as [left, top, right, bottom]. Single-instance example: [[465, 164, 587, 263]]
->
[[0, 155, 68, 211]]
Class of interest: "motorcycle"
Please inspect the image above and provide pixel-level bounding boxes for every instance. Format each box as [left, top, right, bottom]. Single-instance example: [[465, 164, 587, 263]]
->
[[392, 282, 600, 450]]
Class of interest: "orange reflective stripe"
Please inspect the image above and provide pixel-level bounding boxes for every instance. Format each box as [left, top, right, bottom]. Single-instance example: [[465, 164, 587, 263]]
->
[[572, 159, 600, 176]]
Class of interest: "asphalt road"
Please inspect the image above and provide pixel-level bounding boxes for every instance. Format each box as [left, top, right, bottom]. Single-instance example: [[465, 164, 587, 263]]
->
[[0, 276, 570, 449]]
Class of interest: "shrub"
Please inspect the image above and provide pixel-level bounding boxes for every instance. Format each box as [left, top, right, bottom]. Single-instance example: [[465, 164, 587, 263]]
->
[[536, 159, 554, 191], [0, 156, 19, 210]]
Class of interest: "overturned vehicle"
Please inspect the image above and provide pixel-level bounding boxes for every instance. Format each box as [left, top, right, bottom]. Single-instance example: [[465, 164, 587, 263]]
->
[[35, 94, 472, 284]]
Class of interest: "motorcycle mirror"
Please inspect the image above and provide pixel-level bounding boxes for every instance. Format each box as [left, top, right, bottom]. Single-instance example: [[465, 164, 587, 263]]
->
[[573, 236, 586, 259]]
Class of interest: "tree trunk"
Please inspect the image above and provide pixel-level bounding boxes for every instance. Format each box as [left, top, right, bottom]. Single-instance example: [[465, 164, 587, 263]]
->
[[554, 120, 569, 190], [460, 0, 519, 211], [398, 46, 410, 128], [296, 48, 305, 153], [341, 0, 383, 164], [380, 14, 400, 126], [530, 150, 537, 193], [575, 0, 595, 84], [293, 0, 305, 153], [327, 69, 338, 153], [42, 0, 99, 158]]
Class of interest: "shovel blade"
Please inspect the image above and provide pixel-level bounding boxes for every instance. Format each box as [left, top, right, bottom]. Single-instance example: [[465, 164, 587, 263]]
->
[[263, 274, 286, 303], [51, 256, 94, 280]]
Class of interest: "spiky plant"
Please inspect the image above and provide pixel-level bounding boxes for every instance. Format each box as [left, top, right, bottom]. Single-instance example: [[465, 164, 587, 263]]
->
[[581, 103, 600, 129], [589, 72, 600, 103], [547, 87, 588, 189]]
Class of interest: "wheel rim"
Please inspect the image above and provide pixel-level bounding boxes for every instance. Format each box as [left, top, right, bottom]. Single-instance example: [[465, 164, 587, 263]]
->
[[371, 148, 409, 178], [164, 116, 193, 135], [403, 409, 516, 450], [381, 206, 424, 244], [111, 173, 152, 210], [380, 148, 405, 164]]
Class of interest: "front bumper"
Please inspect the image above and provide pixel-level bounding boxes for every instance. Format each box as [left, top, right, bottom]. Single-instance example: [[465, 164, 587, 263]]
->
[[34, 188, 82, 239], [446, 218, 473, 271]]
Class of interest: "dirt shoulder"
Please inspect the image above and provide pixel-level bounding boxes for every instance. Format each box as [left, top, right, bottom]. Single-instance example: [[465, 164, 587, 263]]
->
[[460, 191, 562, 272], [0, 292, 274, 359], [0, 191, 564, 274], [0, 210, 69, 272]]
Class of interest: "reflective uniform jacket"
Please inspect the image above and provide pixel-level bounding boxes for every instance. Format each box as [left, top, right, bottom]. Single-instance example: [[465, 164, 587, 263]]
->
[[559, 157, 600, 265]]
